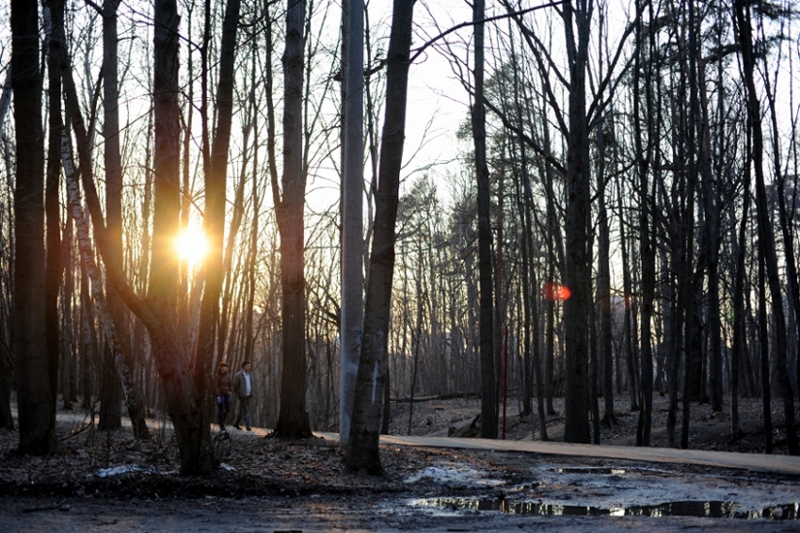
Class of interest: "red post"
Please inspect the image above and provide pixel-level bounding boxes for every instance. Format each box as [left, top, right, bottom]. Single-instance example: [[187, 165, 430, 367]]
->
[[502, 325, 508, 440]]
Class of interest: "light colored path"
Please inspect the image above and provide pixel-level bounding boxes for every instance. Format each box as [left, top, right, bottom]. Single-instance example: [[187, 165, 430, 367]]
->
[[315, 431, 800, 475], [46, 409, 800, 476]]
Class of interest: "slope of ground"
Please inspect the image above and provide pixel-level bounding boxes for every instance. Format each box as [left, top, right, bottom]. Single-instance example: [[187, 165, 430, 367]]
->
[[388, 395, 796, 454]]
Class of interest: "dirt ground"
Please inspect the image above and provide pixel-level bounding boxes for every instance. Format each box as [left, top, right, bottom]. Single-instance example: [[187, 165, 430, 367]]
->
[[387, 394, 795, 453], [0, 395, 798, 532]]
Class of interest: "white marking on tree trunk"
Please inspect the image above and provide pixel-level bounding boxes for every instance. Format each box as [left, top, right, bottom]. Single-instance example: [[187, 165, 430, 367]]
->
[[371, 361, 379, 404]]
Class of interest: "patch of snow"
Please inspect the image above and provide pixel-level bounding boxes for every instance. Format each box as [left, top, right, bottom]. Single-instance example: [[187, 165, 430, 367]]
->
[[404, 464, 505, 488], [95, 465, 159, 478]]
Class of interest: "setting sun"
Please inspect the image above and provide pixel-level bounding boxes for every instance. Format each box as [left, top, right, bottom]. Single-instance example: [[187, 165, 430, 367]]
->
[[174, 225, 209, 266]]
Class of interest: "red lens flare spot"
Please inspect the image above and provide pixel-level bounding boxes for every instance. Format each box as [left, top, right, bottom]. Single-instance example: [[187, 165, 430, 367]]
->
[[543, 282, 572, 301]]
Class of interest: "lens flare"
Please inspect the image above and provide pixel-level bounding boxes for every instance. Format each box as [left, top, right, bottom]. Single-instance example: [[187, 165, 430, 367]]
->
[[543, 282, 571, 301]]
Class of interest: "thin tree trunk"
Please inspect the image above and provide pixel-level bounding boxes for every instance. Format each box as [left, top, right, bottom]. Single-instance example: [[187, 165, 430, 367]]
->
[[734, 0, 798, 455], [79, 267, 98, 415], [193, 0, 241, 435], [635, 0, 655, 446], [697, 57, 723, 414], [730, 161, 750, 442], [44, 1, 63, 422], [597, 119, 615, 428], [97, 0, 122, 433], [617, 182, 639, 412], [758, 249, 773, 453]]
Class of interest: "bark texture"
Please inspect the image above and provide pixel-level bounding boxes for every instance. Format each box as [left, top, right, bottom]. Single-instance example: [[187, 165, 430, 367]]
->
[[273, 0, 312, 439]]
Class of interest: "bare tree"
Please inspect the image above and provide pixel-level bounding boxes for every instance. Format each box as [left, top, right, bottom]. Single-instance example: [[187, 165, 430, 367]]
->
[[193, 0, 242, 432], [733, 0, 798, 456], [345, 0, 415, 475], [273, 0, 313, 439], [12, 0, 59, 455], [473, 0, 497, 441]]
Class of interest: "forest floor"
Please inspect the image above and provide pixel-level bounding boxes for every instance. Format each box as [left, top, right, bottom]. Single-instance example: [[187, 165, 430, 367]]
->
[[0, 395, 799, 532]]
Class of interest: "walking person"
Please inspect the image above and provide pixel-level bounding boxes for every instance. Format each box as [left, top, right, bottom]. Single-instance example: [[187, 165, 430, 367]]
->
[[232, 361, 254, 430], [213, 362, 232, 432]]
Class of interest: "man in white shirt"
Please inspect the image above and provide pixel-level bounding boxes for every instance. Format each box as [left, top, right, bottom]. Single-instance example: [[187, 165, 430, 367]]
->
[[232, 361, 254, 430]]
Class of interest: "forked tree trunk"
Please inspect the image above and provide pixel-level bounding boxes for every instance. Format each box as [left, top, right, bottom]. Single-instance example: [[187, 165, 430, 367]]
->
[[55, 0, 215, 472]]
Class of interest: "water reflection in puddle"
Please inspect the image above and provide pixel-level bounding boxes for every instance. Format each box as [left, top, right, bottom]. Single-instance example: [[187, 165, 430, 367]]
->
[[549, 467, 628, 475], [415, 498, 799, 520]]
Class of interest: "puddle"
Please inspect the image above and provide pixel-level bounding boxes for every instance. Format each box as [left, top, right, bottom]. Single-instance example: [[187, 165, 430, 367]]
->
[[415, 497, 799, 520], [550, 467, 627, 475], [408, 461, 800, 522]]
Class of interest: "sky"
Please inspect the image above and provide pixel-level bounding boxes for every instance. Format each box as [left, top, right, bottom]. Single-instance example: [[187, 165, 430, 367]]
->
[[384, 0, 474, 183]]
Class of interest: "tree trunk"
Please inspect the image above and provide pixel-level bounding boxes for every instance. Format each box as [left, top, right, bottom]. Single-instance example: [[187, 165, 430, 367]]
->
[[12, 0, 58, 455], [698, 65, 723, 413], [473, 0, 497, 440], [596, 120, 615, 428], [98, 0, 127, 434], [79, 255, 97, 411], [758, 252, 773, 453], [634, 0, 655, 446], [339, 0, 365, 447], [193, 0, 241, 434], [273, 0, 312, 439], [57, 0, 215, 472], [344, 0, 414, 475], [617, 183, 639, 412], [562, 0, 591, 444], [60, 230, 78, 410], [730, 164, 750, 442], [44, 0, 63, 422]]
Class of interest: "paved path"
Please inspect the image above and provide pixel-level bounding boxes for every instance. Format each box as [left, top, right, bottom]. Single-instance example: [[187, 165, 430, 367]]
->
[[48, 410, 800, 475], [315, 431, 800, 475]]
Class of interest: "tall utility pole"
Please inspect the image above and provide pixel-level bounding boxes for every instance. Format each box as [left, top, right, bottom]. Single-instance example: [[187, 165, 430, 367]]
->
[[340, 0, 364, 447]]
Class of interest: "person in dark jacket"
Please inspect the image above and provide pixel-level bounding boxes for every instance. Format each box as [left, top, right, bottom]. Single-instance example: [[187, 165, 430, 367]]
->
[[232, 361, 253, 430], [213, 361, 233, 432]]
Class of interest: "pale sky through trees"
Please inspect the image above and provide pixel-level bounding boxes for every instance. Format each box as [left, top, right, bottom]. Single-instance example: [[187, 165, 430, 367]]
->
[[378, 0, 472, 189]]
